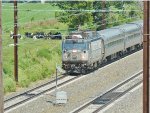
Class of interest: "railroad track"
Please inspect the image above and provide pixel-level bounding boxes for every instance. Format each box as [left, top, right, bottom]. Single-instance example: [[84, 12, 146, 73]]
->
[[4, 74, 80, 111], [4, 49, 142, 112], [70, 70, 143, 113]]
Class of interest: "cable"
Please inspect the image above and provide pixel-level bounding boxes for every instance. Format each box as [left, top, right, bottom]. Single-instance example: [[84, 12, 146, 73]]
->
[[2, 2, 52, 31], [2, 9, 141, 12], [0, 15, 141, 38], [0, 14, 142, 38], [2, 1, 142, 33]]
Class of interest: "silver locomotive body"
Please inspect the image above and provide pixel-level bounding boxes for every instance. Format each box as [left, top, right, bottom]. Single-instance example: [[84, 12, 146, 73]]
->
[[62, 31, 104, 73]]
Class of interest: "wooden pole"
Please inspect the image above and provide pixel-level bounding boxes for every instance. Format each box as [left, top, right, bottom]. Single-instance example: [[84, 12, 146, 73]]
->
[[14, 0, 18, 82], [0, 1, 4, 113], [102, 0, 106, 29], [143, 1, 149, 113]]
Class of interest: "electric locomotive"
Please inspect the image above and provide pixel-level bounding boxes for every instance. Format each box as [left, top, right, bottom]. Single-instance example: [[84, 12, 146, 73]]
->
[[62, 31, 103, 74]]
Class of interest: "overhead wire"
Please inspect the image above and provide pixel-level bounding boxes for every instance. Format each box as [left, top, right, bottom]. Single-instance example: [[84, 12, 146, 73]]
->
[[2, 1, 38, 26], [3, 1, 143, 42], [2, 9, 141, 12], [0, 14, 141, 39], [2, 1, 142, 31], [2, 2, 53, 35]]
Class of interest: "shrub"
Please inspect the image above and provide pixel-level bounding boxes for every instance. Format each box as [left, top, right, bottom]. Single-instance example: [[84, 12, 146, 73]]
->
[[38, 58, 51, 78], [36, 48, 52, 60], [25, 64, 43, 82], [18, 69, 30, 87], [19, 75, 30, 87], [19, 58, 36, 70], [3, 63, 13, 77], [55, 46, 62, 56], [4, 77, 16, 93]]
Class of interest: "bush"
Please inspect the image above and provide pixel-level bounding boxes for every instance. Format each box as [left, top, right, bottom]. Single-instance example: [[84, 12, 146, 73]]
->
[[19, 58, 36, 70], [18, 69, 30, 87], [36, 49, 52, 60], [55, 46, 62, 56], [19, 75, 30, 87], [3, 63, 13, 77], [3, 36, 62, 93], [25, 64, 43, 82], [4, 77, 16, 93], [38, 58, 51, 78]]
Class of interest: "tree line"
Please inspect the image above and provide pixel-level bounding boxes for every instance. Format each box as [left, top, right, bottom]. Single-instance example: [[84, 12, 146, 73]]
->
[[52, 1, 142, 31]]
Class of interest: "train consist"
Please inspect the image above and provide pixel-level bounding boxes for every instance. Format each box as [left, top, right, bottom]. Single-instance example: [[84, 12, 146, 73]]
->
[[62, 20, 143, 74]]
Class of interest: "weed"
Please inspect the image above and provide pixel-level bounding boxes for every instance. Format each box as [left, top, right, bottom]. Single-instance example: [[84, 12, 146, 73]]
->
[[4, 77, 16, 93]]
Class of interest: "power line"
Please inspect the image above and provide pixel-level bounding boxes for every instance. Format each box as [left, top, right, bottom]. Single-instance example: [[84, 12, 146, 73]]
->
[[2, 1, 142, 33], [2, 3, 55, 33], [2, 9, 141, 12], [0, 14, 141, 38]]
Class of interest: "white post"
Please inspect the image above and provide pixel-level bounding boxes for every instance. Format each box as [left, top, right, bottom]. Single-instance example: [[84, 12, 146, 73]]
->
[[55, 64, 58, 92]]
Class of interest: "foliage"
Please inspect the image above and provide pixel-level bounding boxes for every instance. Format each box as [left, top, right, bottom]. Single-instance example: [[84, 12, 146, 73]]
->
[[4, 77, 16, 93], [53, 1, 142, 30], [18, 69, 30, 87], [2, 3, 61, 32], [3, 39, 62, 93], [94, 1, 142, 30], [37, 48, 53, 60], [2, 3, 64, 93], [53, 1, 94, 30]]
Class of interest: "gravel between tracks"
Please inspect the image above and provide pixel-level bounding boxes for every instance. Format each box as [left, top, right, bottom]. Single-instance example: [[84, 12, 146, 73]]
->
[[6, 50, 143, 113], [101, 84, 142, 113]]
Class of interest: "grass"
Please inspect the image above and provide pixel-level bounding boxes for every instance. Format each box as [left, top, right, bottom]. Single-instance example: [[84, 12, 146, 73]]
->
[[3, 38, 62, 93], [2, 3, 67, 94], [2, 3, 59, 32]]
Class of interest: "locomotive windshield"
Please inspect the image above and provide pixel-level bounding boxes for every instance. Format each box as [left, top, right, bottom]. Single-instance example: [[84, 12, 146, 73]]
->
[[63, 39, 87, 50]]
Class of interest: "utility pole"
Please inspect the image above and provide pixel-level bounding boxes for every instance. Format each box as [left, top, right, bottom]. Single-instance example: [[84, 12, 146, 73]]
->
[[14, 0, 18, 82], [143, 1, 149, 113], [102, 0, 106, 29], [0, 1, 4, 113]]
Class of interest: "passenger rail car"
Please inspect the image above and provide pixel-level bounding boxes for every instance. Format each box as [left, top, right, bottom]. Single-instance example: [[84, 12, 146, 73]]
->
[[62, 20, 143, 74]]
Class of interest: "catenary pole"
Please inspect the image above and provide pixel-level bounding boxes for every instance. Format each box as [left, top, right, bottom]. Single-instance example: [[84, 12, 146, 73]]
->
[[102, 0, 106, 29], [0, 1, 4, 113], [143, 1, 149, 113], [14, 0, 18, 82]]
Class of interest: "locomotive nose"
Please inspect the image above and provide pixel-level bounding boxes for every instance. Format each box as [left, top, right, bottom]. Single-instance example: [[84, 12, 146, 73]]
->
[[63, 49, 88, 62]]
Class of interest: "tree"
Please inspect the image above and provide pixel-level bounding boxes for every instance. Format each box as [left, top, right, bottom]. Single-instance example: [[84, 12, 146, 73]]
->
[[53, 1, 94, 30], [93, 1, 142, 30], [53, 1, 142, 30]]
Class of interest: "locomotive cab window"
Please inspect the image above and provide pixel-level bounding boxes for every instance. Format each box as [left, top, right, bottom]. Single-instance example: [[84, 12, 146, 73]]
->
[[63, 39, 87, 50]]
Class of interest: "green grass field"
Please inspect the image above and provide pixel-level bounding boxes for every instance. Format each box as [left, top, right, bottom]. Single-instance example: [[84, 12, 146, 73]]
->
[[3, 3, 59, 31], [2, 3, 68, 93]]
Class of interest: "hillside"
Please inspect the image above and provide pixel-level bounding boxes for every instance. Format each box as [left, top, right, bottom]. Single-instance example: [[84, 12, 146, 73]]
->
[[2, 3, 67, 93]]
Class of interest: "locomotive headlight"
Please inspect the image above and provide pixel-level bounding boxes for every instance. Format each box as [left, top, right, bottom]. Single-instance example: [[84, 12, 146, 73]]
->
[[81, 53, 87, 60], [63, 53, 68, 59], [64, 53, 68, 58]]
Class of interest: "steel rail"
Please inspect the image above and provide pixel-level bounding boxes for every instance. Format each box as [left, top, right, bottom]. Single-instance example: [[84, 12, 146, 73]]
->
[[71, 70, 142, 113], [4, 47, 142, 112], [4, 75, 66, 102], [92, 80, 142, 113], [4, 74, 79, 111]]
